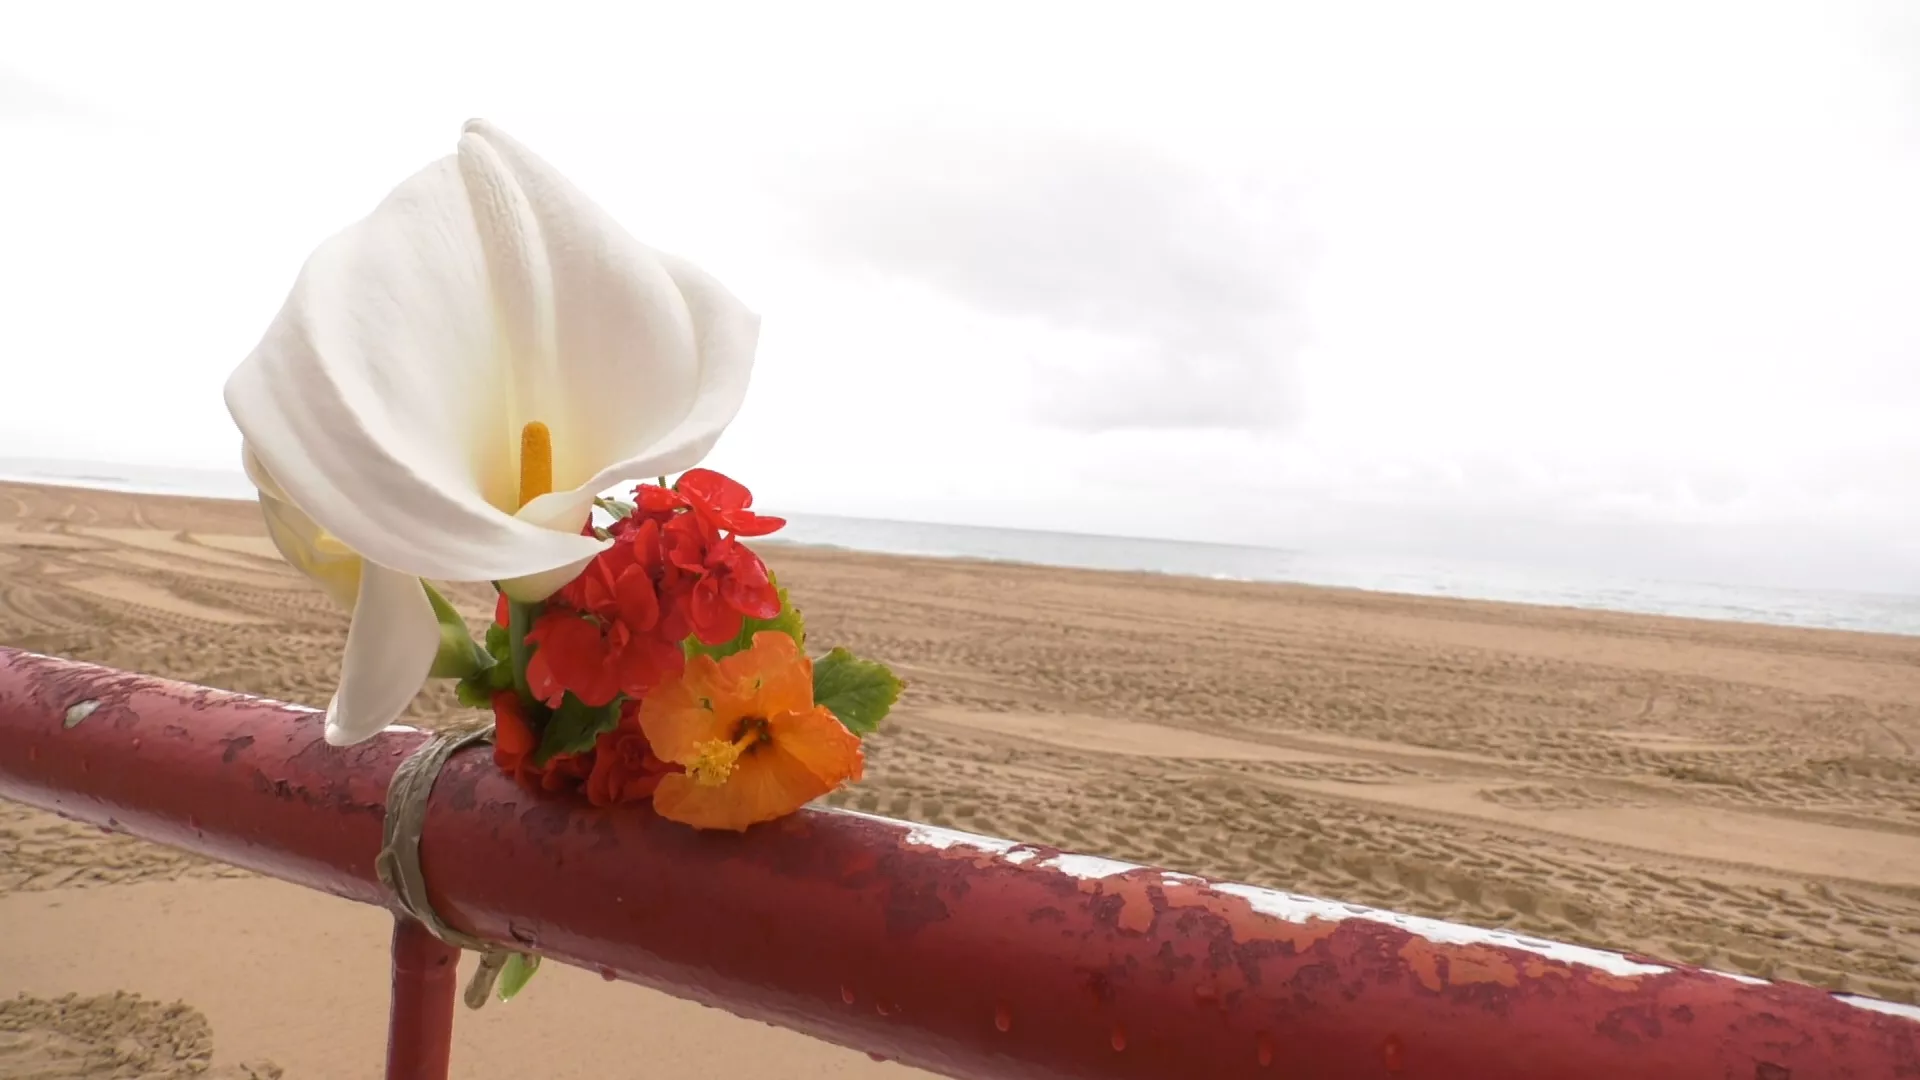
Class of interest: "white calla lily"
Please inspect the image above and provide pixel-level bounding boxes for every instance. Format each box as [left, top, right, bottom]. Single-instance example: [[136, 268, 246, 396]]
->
[[245, 444, 364, 611], [225, 119, 760, 747]]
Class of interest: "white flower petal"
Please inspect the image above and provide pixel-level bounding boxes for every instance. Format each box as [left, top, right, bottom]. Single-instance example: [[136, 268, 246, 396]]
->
[[324, 563, 440, 746], [224, 153, 606, 586], [461, 121, 761, 499], [260, 491, 364, 612], [241, 443, 289, 503], [575, 253, 762, 492], [498, 561, 594, 604], [244, 444, 364, 611], [500, 488, 599, 602], [226, 119, 755, 603]]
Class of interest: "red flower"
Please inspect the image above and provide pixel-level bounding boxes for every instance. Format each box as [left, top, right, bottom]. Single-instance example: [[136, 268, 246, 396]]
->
[[622, 477, 784, 646], [556, 535, 663, 631], [630, 470, 785, 541], [686, 537, 781, 645], [495, 593, 510, 627], [675, 469, 786, 538], [659, 512, 711, 574], [535, 748, 594, 793], [593, 515, 704, 645], [585, 702, 676, 807], [634, 481, 689, 521], [490, 692, 590, 794], [531, 470, 784, 664], [525, 609, 683, 708], [491, 692, 537, 772], [523, 528, 690, 707]]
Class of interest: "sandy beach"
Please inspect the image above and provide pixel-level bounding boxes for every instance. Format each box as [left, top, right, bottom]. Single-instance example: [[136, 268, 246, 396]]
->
[[2, 479, 1917, 1076]]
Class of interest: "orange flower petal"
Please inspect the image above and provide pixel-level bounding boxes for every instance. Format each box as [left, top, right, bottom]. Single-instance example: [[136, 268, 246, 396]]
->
[[712, 633, 769, 683], [637, 670, 728, 765], [712, 632, 804, 703], [681, 650, 762, 723], [738, 632, 814, 719], [676, 652, 728, 705], [651, 739, 836, 832], [767, 706, 865, 786]]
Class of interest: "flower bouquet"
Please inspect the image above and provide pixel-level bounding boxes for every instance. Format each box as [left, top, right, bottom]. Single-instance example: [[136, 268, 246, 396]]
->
[[223, 120, 901, 1003], [460, 461, 899, 833]]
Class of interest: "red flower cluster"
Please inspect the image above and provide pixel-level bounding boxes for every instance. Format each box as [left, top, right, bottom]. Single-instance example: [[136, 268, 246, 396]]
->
[[491, 692, 674, 807], [490, 692, 594, 794], [612, 467, 786, 646], [585, 703, 676, 807], [492, 470, 786, 800], [524, 530, 685, 708]]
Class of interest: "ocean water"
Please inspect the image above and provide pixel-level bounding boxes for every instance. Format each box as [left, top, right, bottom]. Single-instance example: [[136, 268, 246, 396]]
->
[[7, 458, 1920, 638], [767, 514, 1920, 637]]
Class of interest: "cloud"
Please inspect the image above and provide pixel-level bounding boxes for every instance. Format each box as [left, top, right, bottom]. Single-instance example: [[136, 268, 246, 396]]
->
[[0, 69, 95, 122], [780, 128, 1307, 432], [1893, 30, 1920, 129], [1854, 0, 1920, 141]]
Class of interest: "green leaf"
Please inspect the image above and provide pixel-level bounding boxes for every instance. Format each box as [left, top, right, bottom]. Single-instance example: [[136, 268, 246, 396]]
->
[[424, 582, 493, 680], [497, 952, 541, 1002], [454, 677, 491, 709], [811, 648, 903, 737], [686, 575, 805, 661], [455, 620, 516, 707], [532, 693, 620, 765]]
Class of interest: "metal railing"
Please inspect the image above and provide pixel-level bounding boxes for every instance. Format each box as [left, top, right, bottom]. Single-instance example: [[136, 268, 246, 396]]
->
[[1, 647, 1914, 1079]]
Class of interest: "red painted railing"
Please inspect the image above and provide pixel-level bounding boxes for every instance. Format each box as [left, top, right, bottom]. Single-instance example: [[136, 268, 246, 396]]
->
[[1, 646, 1916, 1079]]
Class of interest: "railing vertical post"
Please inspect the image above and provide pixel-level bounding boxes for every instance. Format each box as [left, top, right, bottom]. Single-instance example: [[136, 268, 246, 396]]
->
[[385, 917, 458, 1080]]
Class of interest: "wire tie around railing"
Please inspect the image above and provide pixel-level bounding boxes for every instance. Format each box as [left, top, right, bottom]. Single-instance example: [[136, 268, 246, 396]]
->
[[375, 721, 519, 1010]]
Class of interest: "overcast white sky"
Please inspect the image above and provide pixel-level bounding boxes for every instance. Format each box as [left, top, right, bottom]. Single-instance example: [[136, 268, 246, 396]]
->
[[4, 1, 1919, 591]]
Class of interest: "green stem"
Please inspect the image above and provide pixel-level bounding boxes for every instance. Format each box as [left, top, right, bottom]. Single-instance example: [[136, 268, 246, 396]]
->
[[592, 496, 635, 521], [507, 598, 537, 706]]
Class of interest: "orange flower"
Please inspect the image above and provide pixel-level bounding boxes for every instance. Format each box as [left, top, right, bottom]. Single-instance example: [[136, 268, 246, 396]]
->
[[639, 631, 864, 831]]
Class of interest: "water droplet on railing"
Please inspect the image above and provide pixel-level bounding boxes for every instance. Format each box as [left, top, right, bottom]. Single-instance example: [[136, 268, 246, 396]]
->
[[25, 746, 36, 762], [875, 1001, 899, 1017], [1110, 1024, 1127, 1052], [867, 1053, 888, 1063], [1193, 982, 1218, 1005], [187, 815, 201, 831], [840, 986, 857, 1005], [994, 1002, 1012, 1032], [1257, 1032, 1275, 1068], [130, 738, 141, 751], [598, 966, 617, 982], [1383, 1035, 1405, 1073]]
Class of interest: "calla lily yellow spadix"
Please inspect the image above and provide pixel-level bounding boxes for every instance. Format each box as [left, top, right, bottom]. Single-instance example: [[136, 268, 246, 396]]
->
[[226, 120, 760, 747], [518, 421, 555, 508]]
